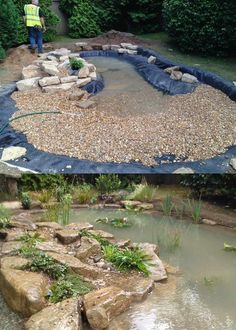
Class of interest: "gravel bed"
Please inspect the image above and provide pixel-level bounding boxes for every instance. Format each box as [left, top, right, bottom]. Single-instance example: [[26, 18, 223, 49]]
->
[[11, 85, 236, 166]]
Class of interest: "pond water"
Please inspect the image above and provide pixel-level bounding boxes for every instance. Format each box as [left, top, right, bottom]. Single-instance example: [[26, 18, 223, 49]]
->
[[85, 56, 169, 116], [1, 208, 236, 329]]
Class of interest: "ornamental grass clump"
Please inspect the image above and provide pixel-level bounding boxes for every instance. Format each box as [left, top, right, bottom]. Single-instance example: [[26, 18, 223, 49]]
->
[[127, 183, 158, 202], [187, 198, 202, 223], [0, 205, 11, 229], [161, 194, 174, 216], [73, 184, 98, 204]]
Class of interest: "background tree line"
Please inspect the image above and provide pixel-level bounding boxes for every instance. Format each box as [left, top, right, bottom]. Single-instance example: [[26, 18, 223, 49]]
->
[[0, 0, 235, 60]]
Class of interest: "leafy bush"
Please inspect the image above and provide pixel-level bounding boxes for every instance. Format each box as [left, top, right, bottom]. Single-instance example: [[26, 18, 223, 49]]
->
[[21, 192, 31, 210], [48, 273, 92, 303], [13, 0, 59, 44], [102, 245, 151, 275], [17, 245, 42, 258], [0, 42, 6, 60], [95, 175, 121, 194], [0, 205, 11, 229], [69, 57, 84, 70], [22, 253, 69, 280], [0, 0, 18, 50], [163, 0, 236, 56], [20, 174, 68, 192], [127, 183, 158, 202], [73, 184, 97, 204]]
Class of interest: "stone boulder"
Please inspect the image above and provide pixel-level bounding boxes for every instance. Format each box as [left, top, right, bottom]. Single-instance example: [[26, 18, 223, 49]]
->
[[42, 82, 76, 93], [0, 241, 23, 256], [139, 203, 154, 210], [230, 158, 236, 171], [173, 167, 195, 174], [60, 76, 78, 84], [25, 298, 83, 330], [22, 65, 43, 79], [181, 73, 198, 84], [1, 146, 27, 161], [47, 252, 102, 279], [88, 230, 114, 241], [164, 66, 180, 74], [16, 77, 40, 91], [78, 66, 90, 78], [35, 241, 68, 254], [1, 228, 25, 242], [55, 229, 80, 245], [66, 223, 94, 231], [38, 76, 60, 87], [137, 243, 167, 281], [69, 90, 86, 101], [77, 77, 92, 87], [83, 286, 131, 330], [35, 222, 63, 231], [76, 236, 101, 261], [102, 45, 111, 51], [78, 100, 96, 109], [0, 267, 49, 317], [41, 63, 59, 76], [148, 56, 156, 64], [170, 71, 183, 81], [0, 256, 28, 270], [48, 48, 71, 57], [120, 200, 141, 208]]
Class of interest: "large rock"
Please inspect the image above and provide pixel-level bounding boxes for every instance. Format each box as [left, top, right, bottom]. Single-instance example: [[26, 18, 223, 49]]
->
[[69, 90, 86, 101], [22, 65, 42, 79], [0, 256, 28, 270], [38, 76, 60, 87], [0, 267, 49, 317], [65, 223, 94, 231], [120, 200, 141, 208], [0, 241, 23, 256], [77, 77, 92, 87], [87, 63, 96, 73], [60, 76, 78, 84], [16, 77, 40, 91], [230, 158, 236, 171], [35, 222, 63, 231], [76, 236, 101, 261], [47, 252, 102, 279], [1, 146, 27, 161], [83, 286, 131, 330], [148, 56, 156, 64], [41, 63, 60, 76], [25, 298, 83, 330], [78, 66, 90, 78], [138, 243, 167, 281], [42, 82, 76, 93], [48, 48, 71, 57], [170, 71, 183, 81], [1, 228, 25, 242], [55, 229, 80, 245], [35, 241, 68, 254], [78, 100, 96, 109], [182, 73, 198, 84], [164, 66, 180, 74]]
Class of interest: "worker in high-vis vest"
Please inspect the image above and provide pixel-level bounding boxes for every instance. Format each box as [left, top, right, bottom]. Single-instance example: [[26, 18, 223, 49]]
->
[[23, 0, 46, 54]]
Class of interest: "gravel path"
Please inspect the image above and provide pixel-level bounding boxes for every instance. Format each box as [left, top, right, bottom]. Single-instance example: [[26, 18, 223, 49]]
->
[[11, 84, 236, 166]]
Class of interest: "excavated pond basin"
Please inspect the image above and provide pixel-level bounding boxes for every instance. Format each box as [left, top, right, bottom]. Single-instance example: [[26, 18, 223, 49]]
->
[[1, 209, 236, 329]]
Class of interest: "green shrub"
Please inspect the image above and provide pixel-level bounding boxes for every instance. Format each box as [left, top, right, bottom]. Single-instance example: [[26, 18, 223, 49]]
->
[[0, 0, 18, 50], [22, 253, 69, 280], [17, 245, 42, 258], [0, 42, 6, 60], [48, 273, 92, 303], [20, 174, 68, 192], [0, 205, 11, 229], [163, 0, 236, 56], [95, 175, 121, 194], [37, 189, 53, 204], [127, 183, 158, 202], [69, 57, 84, 71], [73, 184, 97, 204], [18, 232, 44, 246], [13, 0, 59, 44], [21, 192, 31, 210]]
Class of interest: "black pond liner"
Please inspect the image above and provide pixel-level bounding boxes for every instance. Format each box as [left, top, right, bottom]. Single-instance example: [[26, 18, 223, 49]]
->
[[0, 47, 236, 173]]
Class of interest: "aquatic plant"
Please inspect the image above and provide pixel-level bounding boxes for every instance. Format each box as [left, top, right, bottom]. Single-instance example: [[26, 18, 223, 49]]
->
[[22, 253, 69, 280], [48, 273, 92, 303], [96, 217, 132, 228], [69, 57, 84, 70], [186, 199, 202, 223], [20, 192, 31, 210], [102, 245, 151, 275], [224, 243, 236, 252], [0, 205, 11, 229], [44, 203, 61, 222], [174, 202, 186, 220], [127, 183, 158, 202], [60, 194, 72, 225], [161, 195, 174, 216], [37, 189, 53, 204], [95, 174, 121, 194], [154, 218, 182, 252], [73, 184, 98, 204]]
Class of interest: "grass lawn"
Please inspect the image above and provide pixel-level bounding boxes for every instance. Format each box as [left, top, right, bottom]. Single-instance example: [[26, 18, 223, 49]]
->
[[139, 32, 236, 82]]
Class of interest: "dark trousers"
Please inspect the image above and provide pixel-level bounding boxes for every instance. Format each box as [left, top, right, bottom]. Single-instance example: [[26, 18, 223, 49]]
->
[[28, 27, 43, 53]]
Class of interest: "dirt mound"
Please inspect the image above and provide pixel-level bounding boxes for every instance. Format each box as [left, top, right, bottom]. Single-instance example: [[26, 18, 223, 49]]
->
[[5, 45, 37, 67], [90, 30, 143, 46]]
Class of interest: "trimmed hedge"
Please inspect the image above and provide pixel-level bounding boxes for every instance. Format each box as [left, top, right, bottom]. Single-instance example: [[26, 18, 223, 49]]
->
[[163, 0, 236, 56]]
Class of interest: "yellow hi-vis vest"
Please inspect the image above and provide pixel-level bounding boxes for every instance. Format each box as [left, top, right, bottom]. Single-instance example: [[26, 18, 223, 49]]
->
[[24, 4, 42, 27]]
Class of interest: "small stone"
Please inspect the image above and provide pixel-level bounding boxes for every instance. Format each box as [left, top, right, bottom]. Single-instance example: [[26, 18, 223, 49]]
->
[[1, 146, 27, 161], [55, 229, 80, 245], [77, 100, 96, 109], [173, 167, 195, 174], [110, 44, 120, 51], [47, 55, 58, 61], [182, 73, 198, 84], [38, 76, 60, 87], [93, 255, 102, 263], [59, 55, 69, 62], [127, 50, 137, 55], [87, 63, 96, 73], [78, 66, 90, 78], [118, 48, 128, 54], [41, 63, 60, 76], [89, 71, 97, 80], [69, 90, 86, 101], [60, 76, 78, 84], [229, 158, 236, 171], [233, 81, 236, 86], [102, 45, 111, 51], [76, 236, 101, 261], [75, 42, 88, 47], [16, 77, 40, 91], [148, 56, 156, 64], [202, 219, 217, 226]]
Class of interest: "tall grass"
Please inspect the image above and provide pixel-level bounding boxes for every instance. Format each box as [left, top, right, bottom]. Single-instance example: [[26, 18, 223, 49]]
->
[[0, 205, 11, 229], [127, 183, 158, 202], [37, 189, 53, 204], [73, 184, 97, 204], [44, 203, 60, 222], [161, 194, 174, 216], [186, 198, 202, 223], [154, 218, 183, 252], [60, 194, 72, 225]]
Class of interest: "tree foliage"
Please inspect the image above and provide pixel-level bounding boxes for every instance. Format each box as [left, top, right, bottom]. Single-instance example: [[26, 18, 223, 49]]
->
[[163, 0, 236, 56], [0, 0, 18, 49]]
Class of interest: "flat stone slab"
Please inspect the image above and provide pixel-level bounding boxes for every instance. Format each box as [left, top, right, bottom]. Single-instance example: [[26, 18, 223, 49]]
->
[[76, 237, 101, 261], [1, 146, 27, 161], [1, 241, 23, 256], [55, 229, 80, 245], [35, 241, 68, 254], [173, 167, 195, 174], [88, 230, 114, 240], [25, 298, 83, 330], [35, 222, 63, 230], [78, 100, 96, 109], [65, 223, 94, 231], [16, 77, 40, 91]]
